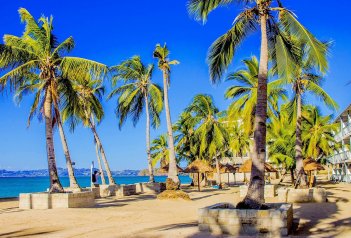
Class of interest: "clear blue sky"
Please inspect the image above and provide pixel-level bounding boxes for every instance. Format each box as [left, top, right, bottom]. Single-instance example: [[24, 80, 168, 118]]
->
[[0, 0, 350, 170]]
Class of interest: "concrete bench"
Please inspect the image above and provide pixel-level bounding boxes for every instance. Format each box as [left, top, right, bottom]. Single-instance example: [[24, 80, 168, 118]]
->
[[198, 202, 293, 236], [278, 187, 326, 203], [135, 182, 165, 194], [240, 184, 277, 198], [116, 184, 137, 198], [19, 191, 95, 209]]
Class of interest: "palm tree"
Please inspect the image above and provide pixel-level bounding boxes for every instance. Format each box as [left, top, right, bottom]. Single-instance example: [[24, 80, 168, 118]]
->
[[151, 134, 170, 168], [153, 44, 180, 188], [267, 105, 296, 183], [54, 105, 81, 189], [226, 120, 251, 164], [283, 44, 337, 187], [94, 137, 106, 185], [188, 0, 328, 207], [185, 94, 228, 189], [62, 79, 116, 185], [108, 56, 163, 183], [225, 56, 287, 134], [0, 9, 107, 192], [302, 106, 341, 162], [174, 112, 200, 163]]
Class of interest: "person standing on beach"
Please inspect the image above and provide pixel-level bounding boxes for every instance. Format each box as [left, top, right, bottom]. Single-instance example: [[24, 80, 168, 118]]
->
[[92, 170, 100, 186]]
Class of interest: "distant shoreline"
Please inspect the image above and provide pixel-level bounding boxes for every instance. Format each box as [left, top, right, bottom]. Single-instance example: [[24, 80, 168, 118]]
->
[[0, 175, 169, 178]]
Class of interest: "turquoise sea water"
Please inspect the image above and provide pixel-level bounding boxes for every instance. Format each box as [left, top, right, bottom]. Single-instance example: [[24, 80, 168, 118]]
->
[[0, 176, 192, 198]]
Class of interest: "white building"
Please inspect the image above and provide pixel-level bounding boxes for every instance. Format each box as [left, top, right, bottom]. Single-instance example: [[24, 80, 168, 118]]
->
[[326, 105, 351, 182]]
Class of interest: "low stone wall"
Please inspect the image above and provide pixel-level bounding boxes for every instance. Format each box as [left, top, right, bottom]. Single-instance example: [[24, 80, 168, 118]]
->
[[135, 182, 166, 194], [99, 184, 118, 198], [116, 184, 137, 198], [19, 191, 95, 209], [81, 187, 100, 199], [64, 187, 82, 193], [198, 203, 293, 236], [240, 184, 277, 198], [278, 187, 327, 203]]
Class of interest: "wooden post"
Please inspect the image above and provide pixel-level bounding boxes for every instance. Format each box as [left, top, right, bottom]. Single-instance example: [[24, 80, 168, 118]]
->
[[198, 173, 200, 191]]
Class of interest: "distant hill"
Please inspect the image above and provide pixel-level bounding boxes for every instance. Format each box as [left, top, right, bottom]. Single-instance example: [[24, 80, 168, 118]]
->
[[0, 168, 140, 177]]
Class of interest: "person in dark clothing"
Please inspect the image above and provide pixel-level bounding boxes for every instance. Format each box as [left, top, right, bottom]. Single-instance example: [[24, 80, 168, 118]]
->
[[92, 170, 100, 185]]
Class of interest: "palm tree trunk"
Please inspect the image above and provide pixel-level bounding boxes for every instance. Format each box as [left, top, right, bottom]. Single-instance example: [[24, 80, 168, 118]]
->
[[89, 119, 116, 185], [215, 156, 222, 189], [241, 11, 268, 208], [162, 70, 180, 188], [144, 94, 155, 183], [44, 88, 64, 193], [53, 100, 80, 189], [295, 93, 308, 188], [95, 141, 106, 185], [290, 168, 295, 185], [56, 117, 80, 189]]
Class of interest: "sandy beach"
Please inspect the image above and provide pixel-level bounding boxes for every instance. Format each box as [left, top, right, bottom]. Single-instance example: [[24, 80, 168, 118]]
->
[[0, 181, 350, 238]]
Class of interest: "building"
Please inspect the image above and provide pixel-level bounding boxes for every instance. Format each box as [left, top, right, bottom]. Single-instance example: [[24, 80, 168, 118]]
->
[[326, 104, 351, 182]]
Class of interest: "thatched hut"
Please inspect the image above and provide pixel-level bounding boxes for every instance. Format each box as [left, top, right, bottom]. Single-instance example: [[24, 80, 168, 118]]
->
[[184, 160, 213, 191], [211, 163, 238, 186], [303, 158, 325, 187], [158, 164, 184, 174], [238, 159, 277, 173], [238, 159, 277, 183]]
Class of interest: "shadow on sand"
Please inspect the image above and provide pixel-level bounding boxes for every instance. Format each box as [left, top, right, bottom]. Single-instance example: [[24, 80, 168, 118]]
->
[[0, 228, 59, 238]]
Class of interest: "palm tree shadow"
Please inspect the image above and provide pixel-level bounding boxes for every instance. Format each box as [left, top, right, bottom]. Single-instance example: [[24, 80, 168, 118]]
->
[[291, 186, 349, 236], [94, 194, 156, 208], [0, 228, 60, 237]]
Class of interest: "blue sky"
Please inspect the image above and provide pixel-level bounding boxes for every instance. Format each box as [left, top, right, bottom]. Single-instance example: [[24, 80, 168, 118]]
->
[[0, 0, 350, 170]]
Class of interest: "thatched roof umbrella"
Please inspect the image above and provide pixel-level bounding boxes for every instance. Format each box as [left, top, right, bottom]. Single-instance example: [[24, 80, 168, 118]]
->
[[217, 164, 238, 185], [303, 158, 325, 187], [303, 158, 325, 171], [238, 159, 277, 173], [158, 164, 184, 174], [238, 159, 277, 183], [184, 160, 213, 191]]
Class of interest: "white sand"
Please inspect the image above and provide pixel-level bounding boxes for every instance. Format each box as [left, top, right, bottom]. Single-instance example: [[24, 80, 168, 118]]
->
[[0, 181, 351, 237]]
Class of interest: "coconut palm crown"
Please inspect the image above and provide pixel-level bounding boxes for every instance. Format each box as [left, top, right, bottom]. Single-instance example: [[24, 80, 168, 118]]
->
[[187, 0, 328, 208], [0, 8, 107, 192], [153, 43, 181, 188], [108, 56, 163, 182]]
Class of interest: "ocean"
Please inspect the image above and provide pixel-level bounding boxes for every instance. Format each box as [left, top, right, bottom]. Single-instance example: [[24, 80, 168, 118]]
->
[[0, 176, 192, 198]]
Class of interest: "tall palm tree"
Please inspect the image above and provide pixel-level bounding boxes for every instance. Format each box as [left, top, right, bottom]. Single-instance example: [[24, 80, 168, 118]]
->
[[225, 56, 287, 134], [284, 44, 337, 187], [0, 8, 107, 192], [53, 104, 81, 189], [226, 120, 251, 164], [188, 0, 328, 207], [153, 44, 180, 188], [174, 112, 200, 163], [108, 56, 163, 183], [94, 137, 106, 185], [302, 106, 341, 162], [62, 79, 116, 185], [150, 134, 170, 168], [267, 105, 296, 183], [185, 94, 228, 188]]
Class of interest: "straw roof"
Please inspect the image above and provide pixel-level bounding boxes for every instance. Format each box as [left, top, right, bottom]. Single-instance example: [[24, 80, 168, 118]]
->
[[303, 158, 325, 171], [184, 159, 213, 173], [238, 159, 277, 173], [158, 164, 184, 174], [212, 163, 238, 173]]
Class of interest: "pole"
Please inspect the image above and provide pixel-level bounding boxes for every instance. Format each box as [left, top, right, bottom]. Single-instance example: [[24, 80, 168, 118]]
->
[[198, 173, 200, 191], [228, 173, 230, 186]]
